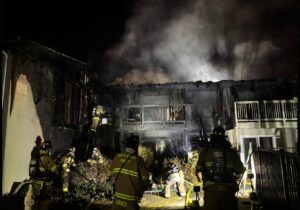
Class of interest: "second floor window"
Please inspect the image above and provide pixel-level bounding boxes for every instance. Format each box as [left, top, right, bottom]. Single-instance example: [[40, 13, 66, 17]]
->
[[167, 105, 185, 121], [144, 107, 166, 122], [123, 107, 141, 123]]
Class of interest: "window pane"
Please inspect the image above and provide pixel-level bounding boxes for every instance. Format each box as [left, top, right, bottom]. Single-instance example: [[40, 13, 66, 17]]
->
[[123, 107, 141, 122], [259, 137, 273, 150], [168, 105, 185, 121], [144, 107, 166, 121]]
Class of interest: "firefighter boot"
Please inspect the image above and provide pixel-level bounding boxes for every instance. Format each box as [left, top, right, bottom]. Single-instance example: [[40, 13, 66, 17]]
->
[[178, 180, 186, 197], [164, 184, 171, 198]]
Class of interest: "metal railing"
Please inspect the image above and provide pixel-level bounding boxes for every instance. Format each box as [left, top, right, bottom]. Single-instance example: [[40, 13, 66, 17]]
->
[[122, 105, 185, 124], [253, 149, 299, 210], [235, 99, 297, 123]]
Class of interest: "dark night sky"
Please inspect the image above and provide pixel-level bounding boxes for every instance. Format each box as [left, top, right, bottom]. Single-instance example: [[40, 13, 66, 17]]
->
[[2, 0, 298, 84], [2, 0, 136, 61]]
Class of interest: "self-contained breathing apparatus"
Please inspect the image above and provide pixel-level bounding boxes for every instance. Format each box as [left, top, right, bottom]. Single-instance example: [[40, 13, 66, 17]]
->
[[29, 136, 42, 178], [205, 126, 236, 183]]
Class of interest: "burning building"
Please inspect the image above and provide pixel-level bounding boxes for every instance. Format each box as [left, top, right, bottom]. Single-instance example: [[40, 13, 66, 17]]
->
[[1, 39, 298, 201], [96, 79, 298, 162]]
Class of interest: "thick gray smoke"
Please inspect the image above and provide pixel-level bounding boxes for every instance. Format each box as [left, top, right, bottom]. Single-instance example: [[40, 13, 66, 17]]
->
[[103, 0, 296, 84]]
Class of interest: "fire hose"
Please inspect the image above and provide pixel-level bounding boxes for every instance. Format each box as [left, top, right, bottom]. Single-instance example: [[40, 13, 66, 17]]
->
[[184, 180, 201, 209]]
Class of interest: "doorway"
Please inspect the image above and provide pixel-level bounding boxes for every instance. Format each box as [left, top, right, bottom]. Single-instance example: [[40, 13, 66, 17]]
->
[[241, 135, 275, 165]]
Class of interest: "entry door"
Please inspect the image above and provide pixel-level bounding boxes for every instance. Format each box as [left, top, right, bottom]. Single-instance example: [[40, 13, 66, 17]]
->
[[242, 138, 257, 165], [241, 136, 275, 165]]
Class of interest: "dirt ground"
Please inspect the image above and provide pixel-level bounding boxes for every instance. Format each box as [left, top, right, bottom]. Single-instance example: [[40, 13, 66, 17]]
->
[[0, 188, 253, 210], [87, 191, 253, 210]]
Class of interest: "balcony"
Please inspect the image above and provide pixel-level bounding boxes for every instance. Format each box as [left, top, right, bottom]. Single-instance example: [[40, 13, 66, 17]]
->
[[234, 99, 298, 128], [122, 105, 185, 125]]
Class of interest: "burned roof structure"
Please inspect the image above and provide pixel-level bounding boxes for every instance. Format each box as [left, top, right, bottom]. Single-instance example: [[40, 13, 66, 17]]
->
[[3, 39, 87, 69]]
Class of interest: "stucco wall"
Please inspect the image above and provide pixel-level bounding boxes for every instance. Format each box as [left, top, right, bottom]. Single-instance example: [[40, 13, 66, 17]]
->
[[2, 51, 78, 194], [3, 74, 43, 194]]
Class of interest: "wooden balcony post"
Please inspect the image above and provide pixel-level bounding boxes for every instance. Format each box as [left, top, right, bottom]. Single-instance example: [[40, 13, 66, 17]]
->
[[234, 102, 238, 127]]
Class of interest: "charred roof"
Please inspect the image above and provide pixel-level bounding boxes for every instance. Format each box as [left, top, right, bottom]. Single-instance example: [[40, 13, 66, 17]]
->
[[3, 38, 87, 71], [103, 78, 298, 101]]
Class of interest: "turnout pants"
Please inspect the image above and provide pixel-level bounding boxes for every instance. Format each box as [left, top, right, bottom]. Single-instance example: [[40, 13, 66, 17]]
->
[[164, 179, 186, 198], [24, 180, 53, 210]]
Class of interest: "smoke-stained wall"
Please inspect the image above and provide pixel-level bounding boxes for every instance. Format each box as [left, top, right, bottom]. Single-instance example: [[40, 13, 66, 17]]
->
[[2, 41, 87, 194], [101, 78, 297, 157]]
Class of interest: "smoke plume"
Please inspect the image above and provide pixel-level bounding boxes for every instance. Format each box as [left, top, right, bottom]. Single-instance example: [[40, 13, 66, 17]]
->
[[103, 0, 296, 84]]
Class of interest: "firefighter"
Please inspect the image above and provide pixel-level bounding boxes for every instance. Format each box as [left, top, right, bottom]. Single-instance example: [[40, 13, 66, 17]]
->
[[29, 136, 43, 178], [109, 134, 150, 210], [59, 147, 76, 193], [164, 163, 186, 198], [90, 105, 105, 132], [195, 126, 245, 210], [87, 147, 104, 165], [24, 140, 59, 210]]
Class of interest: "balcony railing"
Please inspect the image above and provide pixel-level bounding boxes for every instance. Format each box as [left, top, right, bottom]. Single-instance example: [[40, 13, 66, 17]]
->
[[235, 99, 298, 125], [122, 105, 185, 124]]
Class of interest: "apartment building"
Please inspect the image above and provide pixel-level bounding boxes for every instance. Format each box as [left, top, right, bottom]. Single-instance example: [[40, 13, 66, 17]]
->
[[98, 79, 298, 160]]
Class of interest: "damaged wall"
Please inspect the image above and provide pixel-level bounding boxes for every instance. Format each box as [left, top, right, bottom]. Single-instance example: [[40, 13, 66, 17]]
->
[[2, 40, 88, 194], [99, 78, 297, 158]]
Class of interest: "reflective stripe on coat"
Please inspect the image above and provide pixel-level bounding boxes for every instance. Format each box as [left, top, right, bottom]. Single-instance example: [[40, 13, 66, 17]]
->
[[110, 150, 149, 203]]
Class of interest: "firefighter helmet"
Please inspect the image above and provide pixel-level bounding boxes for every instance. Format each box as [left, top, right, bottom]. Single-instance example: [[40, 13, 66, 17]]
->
[[68, 147, 76, 153], [122, 134, 139, 148], [68, 147, 76, 157], [35, 136, 42, 146], [168, 163, 176, 169], [212, 126, 225, 137], [210, 126, 228, 146], [168, 163, 179, 173]]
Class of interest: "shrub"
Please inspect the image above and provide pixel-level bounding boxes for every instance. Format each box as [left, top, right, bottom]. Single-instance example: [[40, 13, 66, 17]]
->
[[162, 151, 199, 185], [54, 155, 114, 203], [138, 145, 154, 168]]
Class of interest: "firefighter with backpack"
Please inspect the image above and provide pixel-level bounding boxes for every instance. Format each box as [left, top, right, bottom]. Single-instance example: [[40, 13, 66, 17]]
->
[[195, 126, 245, 210], [28, 136, 43, 178], [25, 140, 59, 210], [164, 163, 186, 199], [109, 134, 151, 210], [90, 105, 105, 132], [87, 147, 104, 165], [58, 147, 76, 193]]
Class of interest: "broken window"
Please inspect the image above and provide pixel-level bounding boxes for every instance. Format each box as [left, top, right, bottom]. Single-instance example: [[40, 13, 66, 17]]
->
[[144, 106, 166, 122], [122, 107, 141, 123], [167, 105, 185, 121], [168, 89, 185, 122]]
